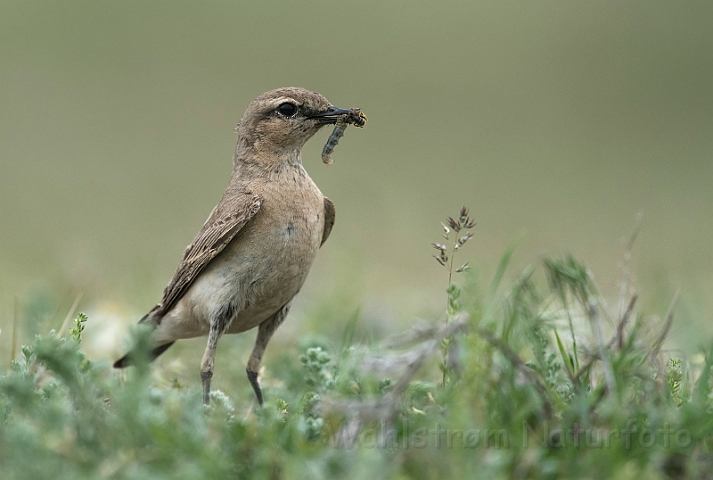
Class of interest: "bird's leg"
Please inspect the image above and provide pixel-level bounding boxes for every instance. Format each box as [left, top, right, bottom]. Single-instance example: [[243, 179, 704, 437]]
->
[[246, 302, 291, 405], [200, 323, 221, 405], [201, 303, 237, 405]]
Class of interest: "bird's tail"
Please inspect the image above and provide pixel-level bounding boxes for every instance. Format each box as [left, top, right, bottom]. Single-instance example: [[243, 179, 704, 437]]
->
[[113, 312, 174, 369], [113, 341, 175, 368]]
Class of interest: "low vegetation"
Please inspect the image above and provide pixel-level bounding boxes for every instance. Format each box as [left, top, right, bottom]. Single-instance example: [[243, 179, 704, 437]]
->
[[1, 209, 711, 479]]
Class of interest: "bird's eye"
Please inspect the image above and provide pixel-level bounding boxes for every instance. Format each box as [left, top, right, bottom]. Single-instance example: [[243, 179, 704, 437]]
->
[[277, 103, 297, 117]]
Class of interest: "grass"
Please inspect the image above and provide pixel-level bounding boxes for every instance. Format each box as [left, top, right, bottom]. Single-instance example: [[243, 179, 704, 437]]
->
[[1, 209, 712, 479]]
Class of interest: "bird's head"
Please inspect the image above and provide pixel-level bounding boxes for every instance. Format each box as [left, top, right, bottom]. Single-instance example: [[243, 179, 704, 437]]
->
[[235, 87, 353, 163]]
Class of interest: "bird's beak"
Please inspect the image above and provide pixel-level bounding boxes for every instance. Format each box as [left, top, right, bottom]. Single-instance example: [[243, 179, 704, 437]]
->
[[310, 106, 352, 125]]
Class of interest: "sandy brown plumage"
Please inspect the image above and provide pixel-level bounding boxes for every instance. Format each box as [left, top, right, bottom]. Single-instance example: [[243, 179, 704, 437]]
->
[[113, 87, 361, 405], [151, 194, 262, 320]]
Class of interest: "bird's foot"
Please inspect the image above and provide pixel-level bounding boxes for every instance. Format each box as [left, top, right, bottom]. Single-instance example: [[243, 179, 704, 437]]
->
[[246, 368, 263, 406], [201, 370, 212, 405]]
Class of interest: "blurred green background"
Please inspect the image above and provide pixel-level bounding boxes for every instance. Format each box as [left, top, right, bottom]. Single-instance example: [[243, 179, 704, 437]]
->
[[1, 1, 712, 360]]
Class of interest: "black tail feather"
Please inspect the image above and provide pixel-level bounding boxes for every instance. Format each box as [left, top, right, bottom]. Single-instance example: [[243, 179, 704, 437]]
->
[[113, 341, 176, 369]]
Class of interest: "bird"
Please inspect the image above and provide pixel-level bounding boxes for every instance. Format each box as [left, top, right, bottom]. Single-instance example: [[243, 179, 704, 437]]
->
[[113, 87, 362, 405]]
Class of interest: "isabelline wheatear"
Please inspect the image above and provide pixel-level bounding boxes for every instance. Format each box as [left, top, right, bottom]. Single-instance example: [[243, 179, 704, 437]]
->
[[114, 87, 364, 405]]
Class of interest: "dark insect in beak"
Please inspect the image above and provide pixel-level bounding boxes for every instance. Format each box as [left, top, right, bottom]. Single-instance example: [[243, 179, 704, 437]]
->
[[320, 108, 367, 165]]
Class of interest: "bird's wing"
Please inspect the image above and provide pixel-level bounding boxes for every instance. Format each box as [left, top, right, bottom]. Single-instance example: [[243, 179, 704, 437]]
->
[[321, 197, 335, 246], [148, 193, 262, 320]]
